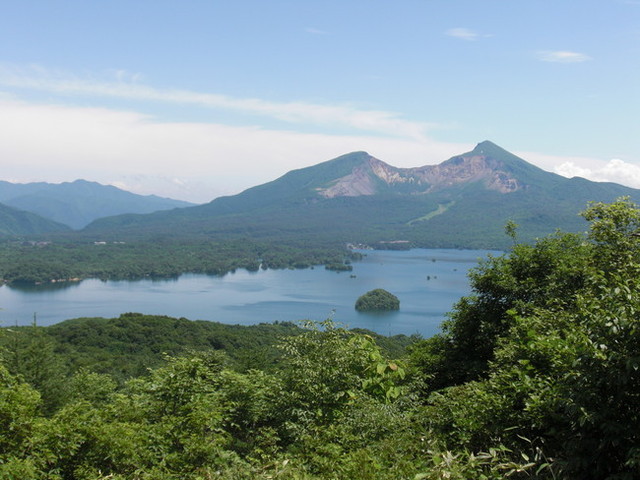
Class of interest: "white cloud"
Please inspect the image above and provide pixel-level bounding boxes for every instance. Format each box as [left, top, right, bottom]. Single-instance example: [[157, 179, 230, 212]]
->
[[3, 65, 634, 204], [108, 68, 144, 83], [445, 28, 491, 41], [554, 162, 593, 179], [305, 27, 329, 35], [536, 50, 592, 63], [516, 150, 607, 174], [0, 64, 431, 141], [554, 159, 640, 188], [445, 28, 478, 41], [0, 96, 467, 203], [509, 148, 640, 189]]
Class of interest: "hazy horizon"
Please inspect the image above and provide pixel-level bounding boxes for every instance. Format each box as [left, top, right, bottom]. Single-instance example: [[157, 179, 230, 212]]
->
[[2, 1, 638, 203]]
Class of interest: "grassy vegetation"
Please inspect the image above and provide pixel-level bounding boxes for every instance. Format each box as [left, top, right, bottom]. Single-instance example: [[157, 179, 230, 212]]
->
[[407, 201, 455, 225]]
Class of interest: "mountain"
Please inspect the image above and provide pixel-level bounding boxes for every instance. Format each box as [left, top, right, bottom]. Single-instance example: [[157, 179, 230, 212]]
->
[[84, 141, 640, 249], [0, 179, 195, 229], [0, 202, 70, 235]]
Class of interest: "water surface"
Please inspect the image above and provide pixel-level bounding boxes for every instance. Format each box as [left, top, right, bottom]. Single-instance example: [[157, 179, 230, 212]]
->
[[0, 249, 500, 337]]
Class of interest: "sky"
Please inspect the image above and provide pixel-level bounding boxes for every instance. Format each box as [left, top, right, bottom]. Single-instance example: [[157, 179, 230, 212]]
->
[[0, 0, 639, 203]]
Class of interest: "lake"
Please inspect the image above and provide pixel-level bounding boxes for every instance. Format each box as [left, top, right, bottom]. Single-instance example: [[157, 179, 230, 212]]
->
[[0, 248, 501, 337]]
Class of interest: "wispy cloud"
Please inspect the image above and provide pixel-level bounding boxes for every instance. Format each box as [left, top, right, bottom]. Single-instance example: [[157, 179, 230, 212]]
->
[[305, 27, 329, 35], [0, 95, 467, 202], [3, 65, 631, 203], [536, 50, 592, 63], [2, 89, 633, 203], [0, 64, 431, 141], [108, 68, 144, 83], [445, 28, 490, 41]]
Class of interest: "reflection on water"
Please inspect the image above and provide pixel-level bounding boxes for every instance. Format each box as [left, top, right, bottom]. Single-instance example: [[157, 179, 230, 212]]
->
[[0, 249, 501, 337], [8, 280, 85, 293]]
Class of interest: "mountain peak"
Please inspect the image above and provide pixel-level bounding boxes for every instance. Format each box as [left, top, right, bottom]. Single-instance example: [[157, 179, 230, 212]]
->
[[473, 140, 501, 152], [187, 142, 560, 214], [318, 142, 534, 198], [469, 140, 524, 161], [83, 141, 640, 249], [318, 154, 396, 198]]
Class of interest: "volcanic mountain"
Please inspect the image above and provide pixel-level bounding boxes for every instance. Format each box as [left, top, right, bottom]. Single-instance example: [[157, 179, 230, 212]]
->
[[84, 141, 639, 249]]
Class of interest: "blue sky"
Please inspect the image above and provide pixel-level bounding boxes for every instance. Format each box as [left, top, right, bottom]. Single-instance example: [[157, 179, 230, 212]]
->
[[1, 0, 638, 202]]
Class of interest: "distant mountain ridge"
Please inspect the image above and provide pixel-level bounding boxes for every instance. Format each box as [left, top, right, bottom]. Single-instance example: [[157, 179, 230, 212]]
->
[[0, 202, 70, 236], [81, 141, 640, 248], [0, 179, 195, 230]]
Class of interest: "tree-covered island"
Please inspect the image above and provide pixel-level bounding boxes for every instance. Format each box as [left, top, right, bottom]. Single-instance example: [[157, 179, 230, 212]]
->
[[355, 288, 400, 311]]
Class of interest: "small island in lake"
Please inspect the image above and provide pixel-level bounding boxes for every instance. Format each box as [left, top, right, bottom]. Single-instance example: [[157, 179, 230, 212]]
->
[[355, 288, 400, 312]]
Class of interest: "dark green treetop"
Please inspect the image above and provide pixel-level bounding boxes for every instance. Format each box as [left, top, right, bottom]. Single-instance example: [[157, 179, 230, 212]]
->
[[355, 289, 400, 311]]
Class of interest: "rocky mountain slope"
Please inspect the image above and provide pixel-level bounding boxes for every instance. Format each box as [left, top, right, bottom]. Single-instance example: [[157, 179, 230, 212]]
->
[[83, 141, 640, 249], [317, 147, 531, 199]]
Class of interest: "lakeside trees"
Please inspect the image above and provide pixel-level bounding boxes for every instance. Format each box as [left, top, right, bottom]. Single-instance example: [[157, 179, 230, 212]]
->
[[0, 238, 357, 285], [1, 198, 640, 478]]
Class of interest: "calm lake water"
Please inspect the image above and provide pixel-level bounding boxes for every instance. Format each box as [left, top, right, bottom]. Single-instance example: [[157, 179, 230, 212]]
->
[[0, 249, 501, 337]]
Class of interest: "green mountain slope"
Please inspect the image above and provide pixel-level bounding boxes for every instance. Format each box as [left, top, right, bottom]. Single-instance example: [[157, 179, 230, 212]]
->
[[0, 179, 195, 229], [0, 202, 70, 236], [83, 141, 640, 249]]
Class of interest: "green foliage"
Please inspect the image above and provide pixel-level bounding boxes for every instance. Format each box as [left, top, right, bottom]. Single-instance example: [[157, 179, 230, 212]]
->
[[41, 313, 304, 378], [0, 322, 68, 413], [411, 197, 640, 478], [0, 237, 355, 285], [25, 314, 409, 379], [504, 219, 518, 245], [355, 288, 400, 311], [0, 319, 422, 479], [409, 231, 592, 391], [324, 262, 353, 272], [0, 364, 41, 458], [5, 197, 640, 478], [276, 321, 407, 436]]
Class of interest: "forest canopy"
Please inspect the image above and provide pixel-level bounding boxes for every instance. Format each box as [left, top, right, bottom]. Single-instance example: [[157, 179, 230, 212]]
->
[[1, 198, 640, 479], [355, 288, 400, 311]]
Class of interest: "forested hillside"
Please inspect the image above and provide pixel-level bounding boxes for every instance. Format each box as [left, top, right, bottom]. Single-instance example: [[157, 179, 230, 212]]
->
[[6, 142, 640, 286], [0, 202, 70, 235], [0, 179, 194, 229], [1, 198, 640, 479], [84, 142, 640, 249]]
